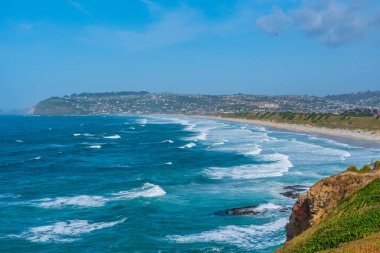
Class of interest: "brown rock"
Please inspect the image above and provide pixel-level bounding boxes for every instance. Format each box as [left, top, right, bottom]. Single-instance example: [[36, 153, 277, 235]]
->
[[285, 170, 380, 241]]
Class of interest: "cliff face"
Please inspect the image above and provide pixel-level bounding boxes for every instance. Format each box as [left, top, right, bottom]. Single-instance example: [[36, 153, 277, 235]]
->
[[285, 170, 380, 240]]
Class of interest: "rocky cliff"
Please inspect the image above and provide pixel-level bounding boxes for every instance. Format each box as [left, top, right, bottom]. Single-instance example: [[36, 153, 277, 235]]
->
[[275, 162, 380, 253], [285, 169, 380, 240]]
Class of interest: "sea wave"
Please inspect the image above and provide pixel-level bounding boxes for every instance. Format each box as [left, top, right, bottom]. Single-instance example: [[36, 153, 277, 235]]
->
[[12, 218, 127, 243], [179, 143, 197, 149], [35, 183, 165, 208], [136, 118, 148, 125], [37, 196, 107, 208], [73, 133, 94, 137], [112, 183, 166, 199], [254, 203, 283, 212], [278, 139, 352, 161], [167, 218, 287, 249], [204, 153, 293, 180], [103, 135, 121, 139], [162, 140, 174, 144], [88, 145, 102, 149]]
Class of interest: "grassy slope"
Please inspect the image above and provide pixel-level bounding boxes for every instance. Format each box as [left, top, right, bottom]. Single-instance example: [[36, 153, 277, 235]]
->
[[220, 113, 380, 133], [275, 178, 380, 253], [320, 234, 380, 253]]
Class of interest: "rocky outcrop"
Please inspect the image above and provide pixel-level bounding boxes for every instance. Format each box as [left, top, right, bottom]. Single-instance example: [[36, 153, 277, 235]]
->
[[281, 185, 308, 199], [216, 205, 288, 216], [285, 170, 380, 240], [217, 205, 261, 216]]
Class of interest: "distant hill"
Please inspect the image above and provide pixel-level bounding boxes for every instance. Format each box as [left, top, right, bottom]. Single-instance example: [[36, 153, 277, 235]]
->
[[32, 91, 380, 116], [326, 91, 380, 108]]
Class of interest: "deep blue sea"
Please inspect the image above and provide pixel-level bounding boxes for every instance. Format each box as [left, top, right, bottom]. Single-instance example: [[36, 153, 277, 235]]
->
[[0, 115, 379, 252]]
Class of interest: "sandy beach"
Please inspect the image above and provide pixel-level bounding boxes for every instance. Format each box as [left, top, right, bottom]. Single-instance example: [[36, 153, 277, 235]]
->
[[190, 115, 380, 144]]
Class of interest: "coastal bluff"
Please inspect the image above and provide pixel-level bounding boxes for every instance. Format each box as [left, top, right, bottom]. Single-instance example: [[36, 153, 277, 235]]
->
[[276, 161, 380, 253]]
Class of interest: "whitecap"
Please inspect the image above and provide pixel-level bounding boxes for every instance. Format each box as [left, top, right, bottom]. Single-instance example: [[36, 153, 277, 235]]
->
[[254, 203, 283, 212], [137, 118, 148, 125], [0, 193, 21, 199], [73, 133, 81, 137], [37, 195, 107, 208], [165, 162, 173, 165], [243, 147, 262, 156], [88, 145, 102, 149], [16, 139, 24, 143], [112, 183, 166, 199], [167, 218, 287, 250], [204, 153, 293, 180], [15, 218, 127, 243], [103, 135, 121, 139], [34, 183, 165, 209], [180, 143, 197, 149], [32, 156, 42, 160], [162, 140, 174, 144]]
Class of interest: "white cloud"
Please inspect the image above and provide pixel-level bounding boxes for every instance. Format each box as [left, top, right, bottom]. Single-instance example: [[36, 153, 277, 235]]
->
[[256, 7, 292, 35], [256, 0, 380, 46]]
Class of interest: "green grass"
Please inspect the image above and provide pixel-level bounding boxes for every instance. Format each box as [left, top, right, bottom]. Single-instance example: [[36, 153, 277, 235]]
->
[[219, 112, 380, 134], [276, 178, 380, 253]]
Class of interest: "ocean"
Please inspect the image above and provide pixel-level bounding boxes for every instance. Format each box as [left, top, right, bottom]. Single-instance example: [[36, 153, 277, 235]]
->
[[0, 115, 379, 252]]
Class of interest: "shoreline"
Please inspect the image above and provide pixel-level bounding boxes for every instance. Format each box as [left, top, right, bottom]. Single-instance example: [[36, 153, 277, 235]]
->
[[186, 115, 380, 146]]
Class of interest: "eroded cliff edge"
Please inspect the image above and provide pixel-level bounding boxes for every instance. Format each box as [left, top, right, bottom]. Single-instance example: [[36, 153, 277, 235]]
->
[[276, 161, 380, 253]]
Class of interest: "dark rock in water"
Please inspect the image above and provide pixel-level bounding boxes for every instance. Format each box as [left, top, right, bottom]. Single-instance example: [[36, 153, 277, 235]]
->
[[216, 204, 289, 216], [281, 191, 301, 199], [216, 205, 260, 216], [279, 207, 291, 213], [283, 185, 308, 191], [281, 185, 308, 199]]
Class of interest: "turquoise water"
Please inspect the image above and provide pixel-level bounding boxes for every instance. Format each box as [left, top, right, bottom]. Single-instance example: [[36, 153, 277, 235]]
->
[[0, 115, 379, 252]]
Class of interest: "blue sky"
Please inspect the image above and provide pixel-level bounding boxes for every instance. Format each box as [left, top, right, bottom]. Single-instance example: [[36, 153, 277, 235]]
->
[[1, 0, 380, 110]]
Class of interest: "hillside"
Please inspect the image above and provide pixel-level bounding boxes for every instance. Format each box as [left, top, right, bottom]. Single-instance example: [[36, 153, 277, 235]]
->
[[32, 91, 380, 116], [326, 91, 380, 108], [276, 162, 380, 253]]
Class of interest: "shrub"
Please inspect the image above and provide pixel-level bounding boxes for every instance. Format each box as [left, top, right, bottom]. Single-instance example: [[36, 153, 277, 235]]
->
[[373, 161, 380, 171], [361, 164, 372, 173], [347, 165, 358, 172]]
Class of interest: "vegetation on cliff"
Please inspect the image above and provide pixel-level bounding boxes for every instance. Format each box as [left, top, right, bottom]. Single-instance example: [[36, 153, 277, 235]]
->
[[276, 162, 380, 253]]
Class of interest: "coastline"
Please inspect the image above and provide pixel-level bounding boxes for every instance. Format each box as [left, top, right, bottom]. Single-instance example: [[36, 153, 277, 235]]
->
[[186, 115, 380, 146]]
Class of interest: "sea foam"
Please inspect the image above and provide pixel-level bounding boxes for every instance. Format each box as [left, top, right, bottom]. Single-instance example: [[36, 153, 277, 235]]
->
[[167, 218, 287, 249], [88, 145, 102, 149], [37, 195, 107, 208], [103, 135, 121, 139], [204, 153, 293, 180], [16, 218, 127, 243], [112, 183, 166, 199], [180, 143, 197, 149], [36, 183, 165, 208]]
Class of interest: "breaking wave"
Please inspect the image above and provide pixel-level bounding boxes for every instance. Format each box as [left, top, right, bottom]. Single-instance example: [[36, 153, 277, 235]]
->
[[12, 218, 127, 243], [103, 135, 121, 139], [167, 218, 287, 250], [35, 183, 165, 208], [204, 153, 293, 180], [180, 143, 197, 149]]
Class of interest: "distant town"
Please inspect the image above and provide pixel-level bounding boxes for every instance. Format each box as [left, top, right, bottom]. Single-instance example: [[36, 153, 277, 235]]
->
[[31, 91, 380, 116]]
